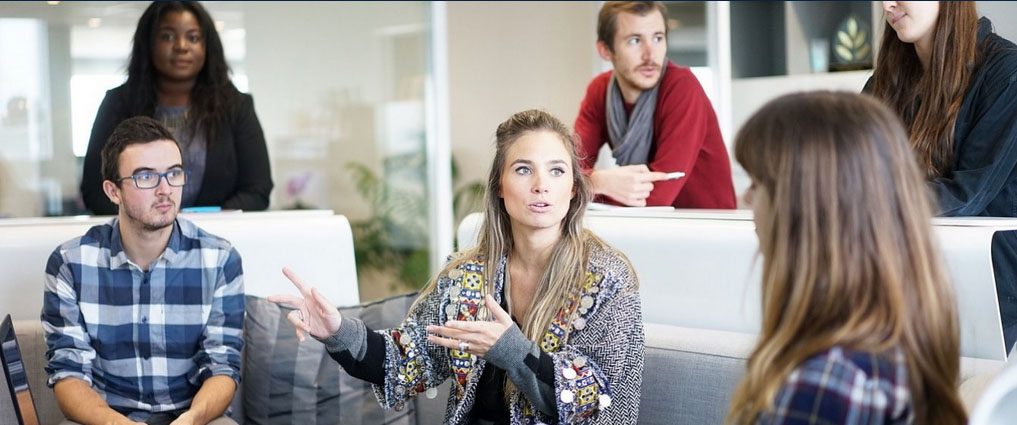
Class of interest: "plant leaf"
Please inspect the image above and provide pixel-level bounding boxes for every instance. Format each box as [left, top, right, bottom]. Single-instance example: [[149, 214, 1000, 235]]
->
[[847, 17, 857, 37], [835, 45, 854, 61], [856, 44, 871, 60], [854, 30, 867, 47], [837, 30, 853, 49]]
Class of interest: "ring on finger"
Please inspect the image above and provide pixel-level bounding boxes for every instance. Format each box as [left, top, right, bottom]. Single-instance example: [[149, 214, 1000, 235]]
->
[[457, 339, 469, 352]]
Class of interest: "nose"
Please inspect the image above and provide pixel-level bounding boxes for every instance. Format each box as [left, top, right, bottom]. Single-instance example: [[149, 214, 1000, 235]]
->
[[174, 35, 188, 51], [641, 42, 652, 60], [882, 1, 897, 14], [532, 173, 549, 194], [155, 174, 174, 195]]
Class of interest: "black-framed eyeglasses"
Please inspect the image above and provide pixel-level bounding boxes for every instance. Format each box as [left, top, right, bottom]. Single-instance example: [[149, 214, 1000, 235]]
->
[[117, 169, 189, 189]]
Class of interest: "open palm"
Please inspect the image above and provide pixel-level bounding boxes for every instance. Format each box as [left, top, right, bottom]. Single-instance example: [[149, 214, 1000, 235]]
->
[[267, 267, 343, 341]]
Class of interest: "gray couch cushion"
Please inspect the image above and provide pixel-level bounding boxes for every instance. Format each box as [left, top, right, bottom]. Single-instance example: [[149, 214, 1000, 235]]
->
[[637, 324, 754, 425], [242, 293, 423, 425]]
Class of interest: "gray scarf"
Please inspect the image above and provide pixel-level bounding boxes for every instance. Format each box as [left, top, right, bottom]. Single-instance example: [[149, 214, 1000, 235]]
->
[[605, 61, 668, 166]]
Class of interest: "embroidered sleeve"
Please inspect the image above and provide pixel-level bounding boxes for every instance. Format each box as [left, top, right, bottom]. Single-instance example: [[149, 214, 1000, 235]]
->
[[371, 274, 455, 410], [522, 266, 644, 425]]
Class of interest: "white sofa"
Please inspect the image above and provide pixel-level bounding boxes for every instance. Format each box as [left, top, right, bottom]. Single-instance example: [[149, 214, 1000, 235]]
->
[[0, 210, 360, 321]]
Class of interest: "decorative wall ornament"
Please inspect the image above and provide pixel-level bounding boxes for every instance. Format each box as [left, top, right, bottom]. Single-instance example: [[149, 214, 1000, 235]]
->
[[831, 14, 873, 71]]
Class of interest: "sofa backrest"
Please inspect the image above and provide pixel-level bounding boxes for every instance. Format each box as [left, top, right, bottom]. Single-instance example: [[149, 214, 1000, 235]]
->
[[0, 210, 360, 321], [458, 211, 1016, 360]]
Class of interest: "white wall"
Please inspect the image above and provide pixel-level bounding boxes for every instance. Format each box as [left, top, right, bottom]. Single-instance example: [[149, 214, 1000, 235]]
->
[[446, 1, 598, 188], [978, 1, 1017, 42], [242, 1, 430, 219]]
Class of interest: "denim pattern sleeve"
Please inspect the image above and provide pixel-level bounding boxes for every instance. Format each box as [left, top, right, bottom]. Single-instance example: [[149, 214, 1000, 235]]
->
[[191, 246, 245, 386], [41, 248, 96, 386]]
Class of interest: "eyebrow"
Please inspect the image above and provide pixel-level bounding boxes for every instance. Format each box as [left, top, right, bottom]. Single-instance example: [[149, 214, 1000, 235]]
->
[[510, 159, 569, 167], [625, 31, 665, 38], [129, 164, 184, 175]]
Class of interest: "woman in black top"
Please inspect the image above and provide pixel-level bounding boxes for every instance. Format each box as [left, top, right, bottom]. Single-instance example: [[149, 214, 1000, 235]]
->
[[81, 1, 272, 214], [867, 1, 1017, 355]]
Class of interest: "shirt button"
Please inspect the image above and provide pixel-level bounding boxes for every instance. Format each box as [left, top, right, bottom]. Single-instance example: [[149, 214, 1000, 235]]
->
[[141, 316, 148, 323]]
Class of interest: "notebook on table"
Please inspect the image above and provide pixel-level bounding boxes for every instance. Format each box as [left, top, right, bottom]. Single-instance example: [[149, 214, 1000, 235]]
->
[[1, 314, 39, 425]]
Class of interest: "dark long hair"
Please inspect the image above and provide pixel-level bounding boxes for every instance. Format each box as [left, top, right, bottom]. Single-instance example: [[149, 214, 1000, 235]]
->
[[870, 1, 979, 177], [126, 1, 236, 144]]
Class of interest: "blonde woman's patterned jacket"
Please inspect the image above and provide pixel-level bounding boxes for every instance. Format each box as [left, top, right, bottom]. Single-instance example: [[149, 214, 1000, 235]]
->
[[320, 240, 644, 424]]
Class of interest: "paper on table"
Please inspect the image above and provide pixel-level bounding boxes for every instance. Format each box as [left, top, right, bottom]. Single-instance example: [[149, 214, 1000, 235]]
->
[[588, 202, 675, 212]]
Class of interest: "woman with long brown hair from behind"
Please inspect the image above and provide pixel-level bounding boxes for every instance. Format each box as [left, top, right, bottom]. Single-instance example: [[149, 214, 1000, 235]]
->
[[727, 92, 966, 425], [866, 1, 1017, 354]]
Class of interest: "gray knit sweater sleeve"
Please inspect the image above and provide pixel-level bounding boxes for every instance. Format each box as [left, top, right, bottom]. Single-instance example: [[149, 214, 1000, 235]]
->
[[485, 323, 558, 415]]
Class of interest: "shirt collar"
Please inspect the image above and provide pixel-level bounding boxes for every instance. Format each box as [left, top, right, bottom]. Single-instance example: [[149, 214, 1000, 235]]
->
[[977, 17, 992, 45], [108, 217, 182, 270]]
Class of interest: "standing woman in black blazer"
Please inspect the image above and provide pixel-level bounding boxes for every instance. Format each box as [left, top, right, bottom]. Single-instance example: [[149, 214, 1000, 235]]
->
[[81, 1, 272, 214], [867, 1, 1017, 354]]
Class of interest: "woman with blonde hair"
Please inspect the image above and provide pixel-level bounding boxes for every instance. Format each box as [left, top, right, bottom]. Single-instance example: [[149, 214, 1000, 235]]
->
[[270, 109, 644, 424], [727, 92, 966, 424], [866, 1, 1017, 352]]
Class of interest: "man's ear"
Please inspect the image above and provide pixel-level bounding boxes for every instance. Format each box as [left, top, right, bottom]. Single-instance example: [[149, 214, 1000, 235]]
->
[[102, 180, 122, 206], [596, 40, 614, 62]]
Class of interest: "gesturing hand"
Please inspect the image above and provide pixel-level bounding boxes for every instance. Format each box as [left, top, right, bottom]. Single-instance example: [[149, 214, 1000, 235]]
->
[[427, 295, 514, 357], [590, 165, 669, 206], [267, 267, 343, 342]]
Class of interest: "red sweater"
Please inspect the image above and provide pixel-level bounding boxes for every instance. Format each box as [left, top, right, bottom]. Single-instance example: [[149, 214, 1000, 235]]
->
[[575, 62, 736, 209]]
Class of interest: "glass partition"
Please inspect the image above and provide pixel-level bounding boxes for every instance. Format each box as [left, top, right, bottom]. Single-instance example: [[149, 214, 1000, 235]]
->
[[0, 1, 441, 301]]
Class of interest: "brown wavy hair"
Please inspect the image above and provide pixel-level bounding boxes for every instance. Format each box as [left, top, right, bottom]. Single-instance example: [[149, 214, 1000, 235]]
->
[[727, 92, 965, 424], [870, 1, 979, 177]]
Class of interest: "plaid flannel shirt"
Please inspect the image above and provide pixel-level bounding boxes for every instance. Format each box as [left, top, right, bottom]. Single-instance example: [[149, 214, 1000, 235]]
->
[[41, 217, 244, 420], [758, 346, 913, 425]]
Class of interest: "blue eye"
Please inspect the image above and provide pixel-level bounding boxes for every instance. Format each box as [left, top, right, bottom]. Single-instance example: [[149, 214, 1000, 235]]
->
[[627, 38, 640, 46], [550, 167, 566, 177], [515, 166, 531, 175], [135, 172, 158, 183]]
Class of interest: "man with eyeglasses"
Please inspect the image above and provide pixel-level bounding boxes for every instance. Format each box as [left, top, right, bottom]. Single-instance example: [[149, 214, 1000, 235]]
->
[[42, 117, 243, 425]]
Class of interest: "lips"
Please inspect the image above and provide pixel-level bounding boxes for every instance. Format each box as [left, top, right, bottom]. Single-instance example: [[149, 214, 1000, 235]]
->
[[170, 59, 193, 68], [889, 13, 906, 25], [528, 201, 552, 213], [153, 201, 175, 212], [637, 65, 659, 77]]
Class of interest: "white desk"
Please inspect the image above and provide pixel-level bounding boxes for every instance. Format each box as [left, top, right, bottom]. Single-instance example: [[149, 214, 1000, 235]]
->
[[0, 210, 360, 320], [457, 210, 1016, 361]]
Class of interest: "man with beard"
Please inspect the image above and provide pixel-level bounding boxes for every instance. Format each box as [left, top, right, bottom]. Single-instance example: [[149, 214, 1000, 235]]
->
[[42, 117, 243, 425], [575, 1, 736, 208]]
